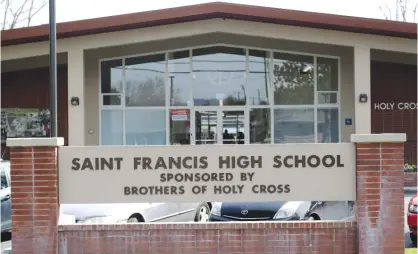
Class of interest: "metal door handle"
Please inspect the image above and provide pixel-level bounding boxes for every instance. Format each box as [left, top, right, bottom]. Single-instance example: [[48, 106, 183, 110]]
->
[[1, 194, 10, 201]]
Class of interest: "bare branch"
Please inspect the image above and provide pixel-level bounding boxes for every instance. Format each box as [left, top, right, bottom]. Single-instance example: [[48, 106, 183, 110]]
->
[[379, 6, 390, 19], [2, 0, 10, 30], [379, 0, 418, 22], [26, 0, 34, 26], [400, 0, 408, 21], [27, 0, 47, 26], [385, 3, 393, 20], [8, 0, 30, 29], [2, 0, 48, 29]]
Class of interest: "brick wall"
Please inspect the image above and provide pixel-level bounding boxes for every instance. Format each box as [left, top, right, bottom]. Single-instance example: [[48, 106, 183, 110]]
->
[[354, 141, 405, 254], [58, 222, 357, 254], [405, 172, 417, 188], [9, 145, 59, 254], [8, 135, 407, 254]]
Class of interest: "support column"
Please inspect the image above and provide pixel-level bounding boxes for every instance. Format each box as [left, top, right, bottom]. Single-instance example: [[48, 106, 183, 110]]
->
[[7, 137, 63, 254], [351, 133, 406, 254], [67, 49, 85, 145], [354, 46, 371, 134]]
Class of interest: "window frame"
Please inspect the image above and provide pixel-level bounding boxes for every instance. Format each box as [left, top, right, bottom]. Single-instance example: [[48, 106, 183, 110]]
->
[[98, 43, 341, 145]]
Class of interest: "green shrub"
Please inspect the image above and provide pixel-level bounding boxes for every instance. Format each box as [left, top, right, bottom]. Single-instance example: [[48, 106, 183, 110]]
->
[[405, 164, 418, 172]]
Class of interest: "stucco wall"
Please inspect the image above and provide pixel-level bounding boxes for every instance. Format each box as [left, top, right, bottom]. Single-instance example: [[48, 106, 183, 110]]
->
[[1, 25, 416, 147], [84, 33, 355, 145]]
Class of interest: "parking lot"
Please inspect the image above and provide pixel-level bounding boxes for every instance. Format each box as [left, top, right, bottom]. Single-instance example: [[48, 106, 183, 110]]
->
[[1, 188, 416, 252]]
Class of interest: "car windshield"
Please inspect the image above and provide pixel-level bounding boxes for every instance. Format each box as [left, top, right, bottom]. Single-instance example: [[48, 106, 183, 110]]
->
[[1, 170, 8, 189]]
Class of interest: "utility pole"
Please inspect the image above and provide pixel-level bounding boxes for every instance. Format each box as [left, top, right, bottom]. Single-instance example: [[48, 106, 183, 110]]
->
[[49, 0, 57, 137]]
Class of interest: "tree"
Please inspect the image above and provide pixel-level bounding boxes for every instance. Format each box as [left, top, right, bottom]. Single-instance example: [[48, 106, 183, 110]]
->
[[379, 0, 418, 22], [125, 76, 166, 107], [1, 0, 47, 30], [273, 60, 315, 105]]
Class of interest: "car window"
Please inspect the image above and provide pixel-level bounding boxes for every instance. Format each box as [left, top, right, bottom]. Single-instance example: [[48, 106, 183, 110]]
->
[[1, 170, 8, 189]]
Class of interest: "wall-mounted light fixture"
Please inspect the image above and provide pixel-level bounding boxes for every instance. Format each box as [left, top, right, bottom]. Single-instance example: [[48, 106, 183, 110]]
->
[[71, 97, 80, 106], [359, 94, 368, 103]]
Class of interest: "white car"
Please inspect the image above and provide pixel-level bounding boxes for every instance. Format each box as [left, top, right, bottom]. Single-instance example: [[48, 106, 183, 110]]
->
[[60, 202, 212, 224], [304, 201, 355, 220]]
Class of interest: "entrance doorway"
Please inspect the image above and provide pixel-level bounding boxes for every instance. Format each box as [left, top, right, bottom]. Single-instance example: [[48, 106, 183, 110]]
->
[[193, 109, 247, 145]]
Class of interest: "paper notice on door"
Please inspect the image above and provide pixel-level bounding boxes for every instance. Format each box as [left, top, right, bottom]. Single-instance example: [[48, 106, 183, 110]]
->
[[171, 109, 188, 121]]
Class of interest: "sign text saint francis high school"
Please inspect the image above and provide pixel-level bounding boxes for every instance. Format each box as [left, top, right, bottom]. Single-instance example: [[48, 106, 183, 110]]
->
[[70, 154, 345, 171]]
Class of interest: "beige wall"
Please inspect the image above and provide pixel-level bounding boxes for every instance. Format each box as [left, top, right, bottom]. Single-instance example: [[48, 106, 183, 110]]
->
[[2, 20, 416, 146], [83, 33, 355, 145]]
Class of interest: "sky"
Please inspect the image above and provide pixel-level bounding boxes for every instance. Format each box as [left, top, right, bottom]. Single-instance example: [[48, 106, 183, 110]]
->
[[2, 0, 418, 28]]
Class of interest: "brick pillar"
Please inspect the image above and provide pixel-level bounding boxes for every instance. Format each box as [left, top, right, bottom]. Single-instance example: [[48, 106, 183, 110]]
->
[[7, 138, 63, 254], [351, 134, 406, 254]]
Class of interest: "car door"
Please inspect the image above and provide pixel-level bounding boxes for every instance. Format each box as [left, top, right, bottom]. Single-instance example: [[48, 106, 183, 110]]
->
[[142, 202, 183, 223], [320, 201, 351, 220], [177, 202, 202, 222], [0, 168, 11, 231]]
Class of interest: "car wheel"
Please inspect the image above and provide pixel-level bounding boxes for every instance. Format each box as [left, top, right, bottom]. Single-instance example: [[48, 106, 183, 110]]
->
[[194, 203, 210, 222], [411, 233, 417, 247], [127, 217, 139, 223], [307, 214, 320, 221]]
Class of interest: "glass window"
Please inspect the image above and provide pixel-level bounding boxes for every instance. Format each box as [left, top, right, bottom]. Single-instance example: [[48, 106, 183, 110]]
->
[[317, 57, 338, 91], [1, 171, 8, 189], [195, 110, 218, 145], [125, 110, 166, 145], [101, 60, 123, 93], [273, 53, 314, 105], [170, 109, 190, 145], [125, 54, 166, 107], [168, 51, 191, 106], [318, 93, 338, 104], [250, 108, 270, 144], [101, 110, 123, 145], [99, 49, 341, 146], [192, 46, 246, 106], [317, 108, 339, 143], [222, 111, 245, 144], [274, 108, 314, 143], [102, 95, 122, 106], [248, 50, 270, 105]]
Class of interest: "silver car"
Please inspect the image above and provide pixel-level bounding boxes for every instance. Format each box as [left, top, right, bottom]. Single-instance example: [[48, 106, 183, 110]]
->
[[304, 201, 355, 220], [61, 202, 211, 224], [0, 160, 11, 232], [0, 160, 212, 227]]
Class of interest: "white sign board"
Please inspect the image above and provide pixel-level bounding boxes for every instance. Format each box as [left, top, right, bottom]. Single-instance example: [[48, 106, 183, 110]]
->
[[58, 144, 356, 204]]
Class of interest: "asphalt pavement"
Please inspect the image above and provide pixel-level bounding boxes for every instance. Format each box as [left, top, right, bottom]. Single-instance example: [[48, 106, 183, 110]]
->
[[1, 232, 11, 253], [1, 188, 416, 252]]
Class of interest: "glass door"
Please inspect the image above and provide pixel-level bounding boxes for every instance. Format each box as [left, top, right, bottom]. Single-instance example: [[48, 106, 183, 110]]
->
[[192, 109, 248, 145], [220, 110, 245, 144], [194, 110, 218, 145]]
